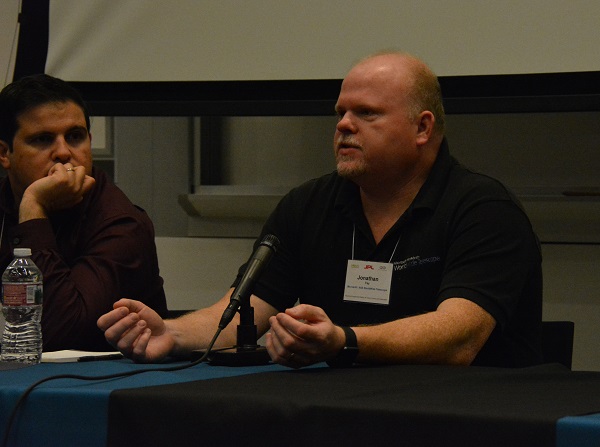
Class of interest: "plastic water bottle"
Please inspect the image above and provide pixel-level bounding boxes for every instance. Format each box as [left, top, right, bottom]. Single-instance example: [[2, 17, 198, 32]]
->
[[1, 248, 43, 364]]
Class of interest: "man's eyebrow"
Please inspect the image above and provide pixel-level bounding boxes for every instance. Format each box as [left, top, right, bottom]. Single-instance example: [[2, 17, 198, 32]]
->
[[26, 129, 53, 138], [62, 126, 90, 137], [68, 125, 89, 132]]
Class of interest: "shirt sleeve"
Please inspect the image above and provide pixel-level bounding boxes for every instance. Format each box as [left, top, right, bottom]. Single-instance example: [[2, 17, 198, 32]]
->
[[437, 198, 542, 329]]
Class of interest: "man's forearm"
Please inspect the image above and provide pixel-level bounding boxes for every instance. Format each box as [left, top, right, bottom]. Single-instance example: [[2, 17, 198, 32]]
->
[[353, 298, 496, 366]]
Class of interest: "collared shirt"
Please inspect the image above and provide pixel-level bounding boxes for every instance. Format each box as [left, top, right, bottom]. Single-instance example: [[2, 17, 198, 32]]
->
[[0, 167, 168, 351], [235, 139, 543, 367]]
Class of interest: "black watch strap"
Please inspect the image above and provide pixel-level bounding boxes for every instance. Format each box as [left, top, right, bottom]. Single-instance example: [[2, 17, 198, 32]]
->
[[326, 326, 359, 368]]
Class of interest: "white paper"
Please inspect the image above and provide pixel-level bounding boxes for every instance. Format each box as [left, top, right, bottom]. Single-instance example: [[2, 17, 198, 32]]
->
[[41, 350, 123, 363]]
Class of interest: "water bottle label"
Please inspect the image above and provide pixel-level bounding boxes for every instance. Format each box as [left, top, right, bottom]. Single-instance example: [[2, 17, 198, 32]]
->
[[2, 283, 43, 306]]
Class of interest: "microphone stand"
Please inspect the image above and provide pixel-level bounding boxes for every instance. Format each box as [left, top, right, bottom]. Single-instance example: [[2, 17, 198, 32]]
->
[[207, 298, 271, 366], [191, 234, 279, 366]]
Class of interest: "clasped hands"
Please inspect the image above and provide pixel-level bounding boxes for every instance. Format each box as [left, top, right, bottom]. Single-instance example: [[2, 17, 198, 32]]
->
[[266, 304, 347, 368]]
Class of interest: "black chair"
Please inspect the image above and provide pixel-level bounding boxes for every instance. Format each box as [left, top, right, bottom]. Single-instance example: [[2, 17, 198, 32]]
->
[[541, 321, 575, 369]]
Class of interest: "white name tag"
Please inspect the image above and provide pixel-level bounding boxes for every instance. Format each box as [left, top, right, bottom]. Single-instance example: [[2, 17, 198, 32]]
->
[[343, 260, 393, 305]]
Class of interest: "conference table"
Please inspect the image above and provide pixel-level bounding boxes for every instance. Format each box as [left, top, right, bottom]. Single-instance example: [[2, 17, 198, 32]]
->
[[2, 358, 600, 447]]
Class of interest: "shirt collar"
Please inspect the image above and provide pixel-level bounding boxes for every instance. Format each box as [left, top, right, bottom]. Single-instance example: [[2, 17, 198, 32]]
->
[[409, 137, 455, 214]]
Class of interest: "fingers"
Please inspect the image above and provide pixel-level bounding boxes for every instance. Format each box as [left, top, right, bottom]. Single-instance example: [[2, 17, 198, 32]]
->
[[59, 163, 96, 191], [97, 305, 129, 331], [130, 327, 153, 363], [22, 163, 94, 214], [266, 313, 313, 368], [97, 307, 137, 341], [96, 298, 144, 329], [81, 174, 96, 194], [266, 315, 293, 364], [112, 298, 145, 313], [267, 305, 342, 369], [265, 329, 303, 369], [50, 163, 95, 196], [285, 303, 327, 322], [97, 299, 169, 363], [97, 306, 146, 356], [49, 163, 80, 178]]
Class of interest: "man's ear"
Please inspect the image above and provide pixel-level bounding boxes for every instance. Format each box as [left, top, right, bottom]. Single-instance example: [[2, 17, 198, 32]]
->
[[415, 111, 435, 146], [0, 140, 11, 170]]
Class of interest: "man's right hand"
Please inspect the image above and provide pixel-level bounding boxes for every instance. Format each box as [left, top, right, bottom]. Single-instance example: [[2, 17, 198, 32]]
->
[[97, 299, 174, 363], [19, 163, 95, 222]]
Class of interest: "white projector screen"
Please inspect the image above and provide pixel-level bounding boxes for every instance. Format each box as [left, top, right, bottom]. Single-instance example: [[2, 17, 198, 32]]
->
[[0, 0, 20, 87], [45, 0, 600, 82]]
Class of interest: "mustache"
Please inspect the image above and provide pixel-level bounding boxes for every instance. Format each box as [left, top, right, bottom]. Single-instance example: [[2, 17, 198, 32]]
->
[[336, 135, 361, 149]]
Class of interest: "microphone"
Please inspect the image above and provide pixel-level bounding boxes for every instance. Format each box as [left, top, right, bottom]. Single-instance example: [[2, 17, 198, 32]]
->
[[191, 234, 280, 365], [218, 234, 280, 330]]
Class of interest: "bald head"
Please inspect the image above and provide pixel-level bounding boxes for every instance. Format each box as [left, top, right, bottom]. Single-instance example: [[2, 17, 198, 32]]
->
[[347, 52, 446, 136]]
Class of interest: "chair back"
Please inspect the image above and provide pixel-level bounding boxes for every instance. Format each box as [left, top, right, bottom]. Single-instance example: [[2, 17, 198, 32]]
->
[[541, 321, 575, 369]]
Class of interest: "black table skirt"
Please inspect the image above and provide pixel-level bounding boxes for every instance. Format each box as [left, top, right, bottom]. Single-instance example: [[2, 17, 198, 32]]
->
[[108, 363, 600, 447]]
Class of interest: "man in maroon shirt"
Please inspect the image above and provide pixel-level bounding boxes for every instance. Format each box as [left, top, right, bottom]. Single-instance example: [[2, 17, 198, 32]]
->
[[0, 74, 168, 351]]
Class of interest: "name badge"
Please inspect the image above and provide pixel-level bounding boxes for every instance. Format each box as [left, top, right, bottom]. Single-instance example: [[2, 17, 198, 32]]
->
[[343, 260, 392, 305]]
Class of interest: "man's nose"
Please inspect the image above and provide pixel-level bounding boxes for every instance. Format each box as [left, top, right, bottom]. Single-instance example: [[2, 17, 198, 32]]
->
[[52, 136, 72, 162], [336, 112, 357, 134]]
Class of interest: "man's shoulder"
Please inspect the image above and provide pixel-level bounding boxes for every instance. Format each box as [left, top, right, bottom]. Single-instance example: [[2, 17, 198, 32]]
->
[[283, 171, 344, 203], [441, 162, 536, 235], [447, 161, 518, 204], [87, 168, 146, 220]]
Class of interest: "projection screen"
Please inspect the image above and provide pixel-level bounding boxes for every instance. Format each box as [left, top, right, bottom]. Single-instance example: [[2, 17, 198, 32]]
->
[[45, 0, 600, 81], [8, 0, 600, 115]]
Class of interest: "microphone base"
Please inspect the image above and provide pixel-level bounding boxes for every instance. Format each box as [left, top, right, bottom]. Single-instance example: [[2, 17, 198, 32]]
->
[[191, 346, 272, 367]]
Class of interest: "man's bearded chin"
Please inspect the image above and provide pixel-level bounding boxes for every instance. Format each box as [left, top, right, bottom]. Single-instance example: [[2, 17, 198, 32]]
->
[[336, 155, 366, 178]]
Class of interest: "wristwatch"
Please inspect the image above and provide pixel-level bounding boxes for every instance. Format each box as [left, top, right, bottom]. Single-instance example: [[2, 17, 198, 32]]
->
[[326, 326, 359, 368]]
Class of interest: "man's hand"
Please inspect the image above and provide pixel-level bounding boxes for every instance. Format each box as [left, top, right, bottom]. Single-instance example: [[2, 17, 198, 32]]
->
[[97, 299, 175, 363], [19, 163, 95, 222], [266, 304, 346, 369]]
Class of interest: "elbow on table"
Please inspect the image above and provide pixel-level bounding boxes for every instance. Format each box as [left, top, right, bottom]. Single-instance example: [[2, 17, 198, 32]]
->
[[441, 335, 490, 366], [444, 348, 479, 366]]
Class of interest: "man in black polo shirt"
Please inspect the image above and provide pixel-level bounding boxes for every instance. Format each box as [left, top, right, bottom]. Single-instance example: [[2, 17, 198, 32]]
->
[[99, 52, 543, 368]]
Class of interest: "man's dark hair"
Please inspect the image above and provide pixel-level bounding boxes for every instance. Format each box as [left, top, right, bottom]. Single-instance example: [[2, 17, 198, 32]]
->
[[0, 74, 91, 150]]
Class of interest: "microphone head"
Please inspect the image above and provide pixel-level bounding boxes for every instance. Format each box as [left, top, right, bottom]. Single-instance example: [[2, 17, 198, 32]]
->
[[260, 234, 281, 252]]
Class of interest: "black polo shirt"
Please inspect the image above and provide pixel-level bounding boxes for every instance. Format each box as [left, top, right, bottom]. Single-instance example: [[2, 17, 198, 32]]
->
[[234, 139, 543, 367]]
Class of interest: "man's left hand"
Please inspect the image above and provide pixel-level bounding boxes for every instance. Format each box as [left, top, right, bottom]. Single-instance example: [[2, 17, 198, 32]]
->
[[265, 304, 346, 368]]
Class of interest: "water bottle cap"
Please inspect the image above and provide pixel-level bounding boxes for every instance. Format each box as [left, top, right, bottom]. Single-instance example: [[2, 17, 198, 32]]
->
[[13, 248, 32, 257]]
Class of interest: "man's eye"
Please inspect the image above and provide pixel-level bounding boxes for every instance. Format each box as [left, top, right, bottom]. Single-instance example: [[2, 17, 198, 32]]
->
[[29, 135, 54, 146], [66, 131, 87, 144]]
